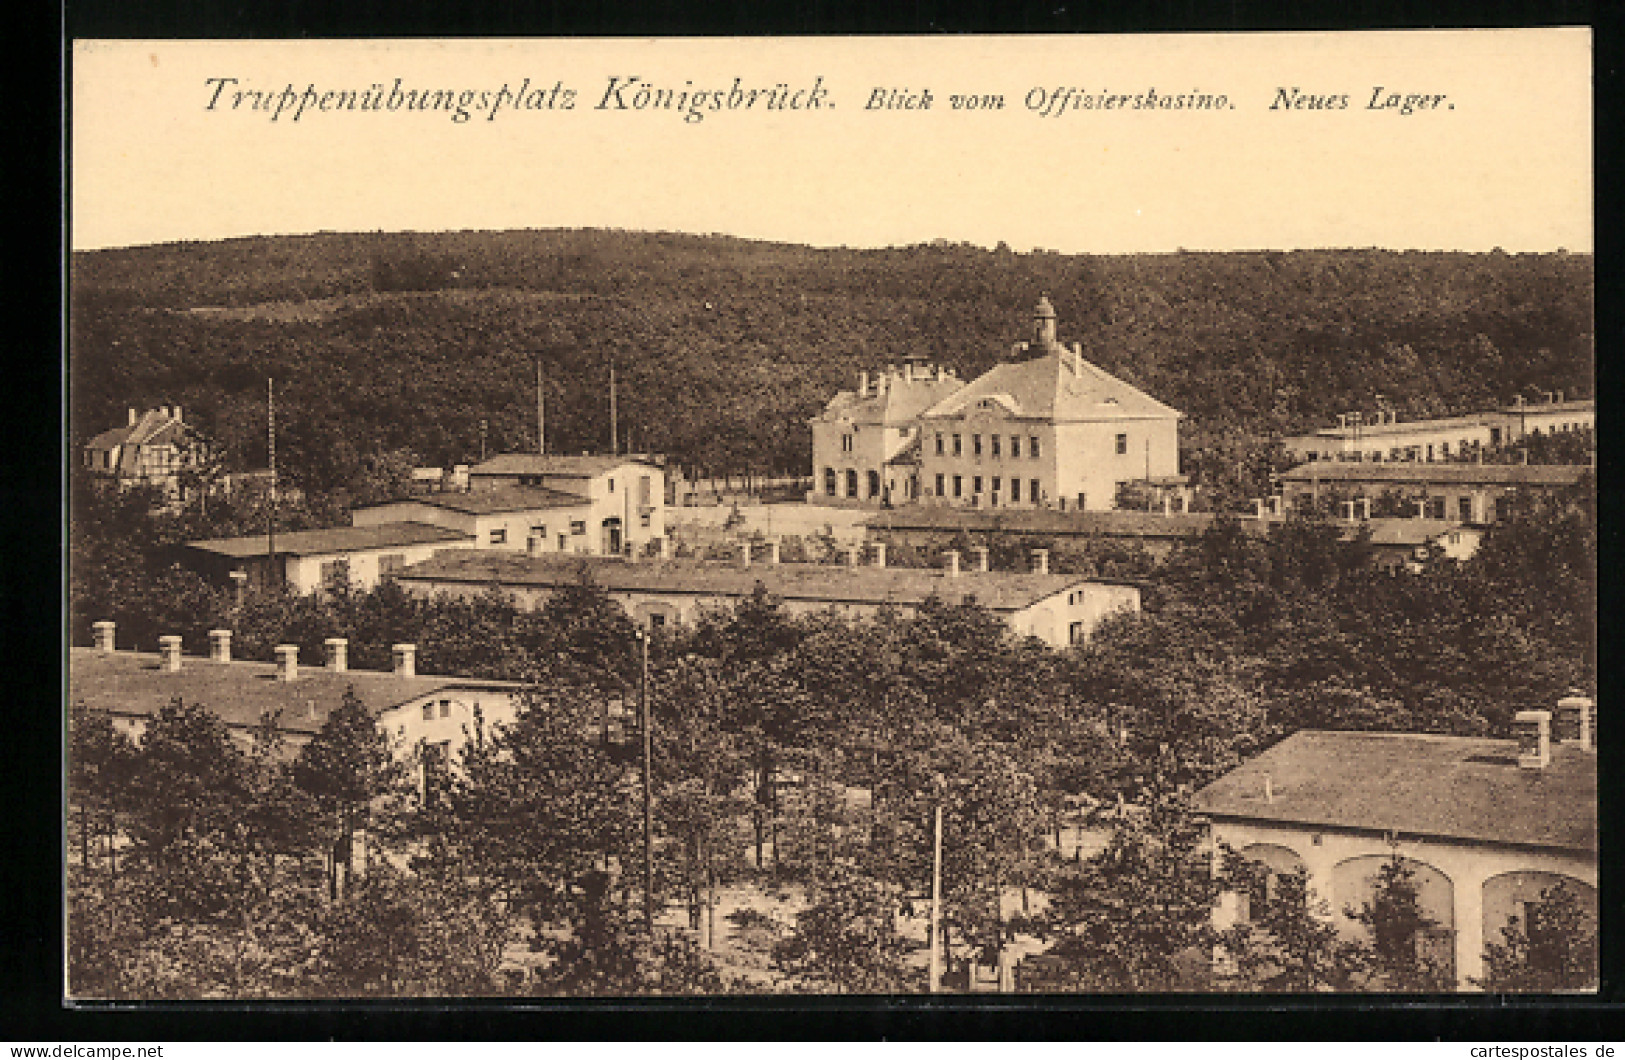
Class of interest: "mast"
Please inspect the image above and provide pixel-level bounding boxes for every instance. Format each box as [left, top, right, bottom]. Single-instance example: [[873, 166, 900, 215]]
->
[[609, 360, 620, 456], [266, 376, 277, 581]]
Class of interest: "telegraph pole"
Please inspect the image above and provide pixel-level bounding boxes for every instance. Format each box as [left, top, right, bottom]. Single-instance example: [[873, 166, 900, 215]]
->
[[928, 798, 944, 992], [639, 626, 654, 933], [537, 361, 546, 456], [609, 360, 620, 457], [266, 377, 277, 580]]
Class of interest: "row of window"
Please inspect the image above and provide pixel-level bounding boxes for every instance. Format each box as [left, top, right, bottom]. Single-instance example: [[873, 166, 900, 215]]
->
[[823, 468, 883, 499], [934, 433, 1043, 460], [933, 474, 1043, 503]]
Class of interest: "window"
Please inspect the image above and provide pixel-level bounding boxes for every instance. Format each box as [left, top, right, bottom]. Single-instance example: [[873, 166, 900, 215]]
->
[[935, 433, 945, 456], [422, 703, 434, 721], [640, 511, 652, 528], [824, 467, 837, 496], [320, 558, 350, 592], [1011, 478, 1021, 502], [953, 434, 963, 456], [868, 470, 881, 498], [972, 476, 983, 495], [1030, 436, 1040, 459], [608, 478, 615, 493], [953, 475, 963, 498], [1458, 496, 1473, 522], [973, 434, 982, 457], [1427, 496, 1446, 520], [1115, 433, 1128, 455], [639, 475, 652, 506], [649, 613, 666, 628], [841, 433, 854, 453], [378, 554, 405, 581], [935, 473, 945, 496], [991, 435, 1001, 458], [1030, 479, 1040, 504], [489, 528, 507, 545], [422, 740, 452, 808], [1078, 492, 1088, 510], [1010, 435, 1020, 458], [845, 470, 859, 498], [439, 699, 451, 719], [991, 476, 1001, 496]]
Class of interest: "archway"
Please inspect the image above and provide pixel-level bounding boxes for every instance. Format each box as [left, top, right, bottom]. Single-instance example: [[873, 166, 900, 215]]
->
[[1332, 854, 1456, 979], [601, 517, 622, 556], [1481, 871, 1597, 953]]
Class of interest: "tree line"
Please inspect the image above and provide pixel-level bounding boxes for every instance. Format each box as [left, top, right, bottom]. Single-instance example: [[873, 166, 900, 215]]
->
[[70, 232, 1593, 499]]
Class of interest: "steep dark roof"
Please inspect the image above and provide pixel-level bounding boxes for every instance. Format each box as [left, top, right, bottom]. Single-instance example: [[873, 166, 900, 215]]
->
[[1193, 730, 1596, 854], [368, 486, 592, 515], [867, 507, 1243, 540], [68, 647, 523, 737], [1278, 462, 1590, 487], [184, 522, 472, 559], [469, 454, 659, 478], [395, 551, 1121, 613]]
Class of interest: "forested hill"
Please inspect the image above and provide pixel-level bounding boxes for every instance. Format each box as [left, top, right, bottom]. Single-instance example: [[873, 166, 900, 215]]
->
[[70, 230, 1593, 488]]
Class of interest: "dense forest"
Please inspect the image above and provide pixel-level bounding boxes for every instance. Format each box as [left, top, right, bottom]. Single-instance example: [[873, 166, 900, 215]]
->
[[70, 231, 1594, 493]]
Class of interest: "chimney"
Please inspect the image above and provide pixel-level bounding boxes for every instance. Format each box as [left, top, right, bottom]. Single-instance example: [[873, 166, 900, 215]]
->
[[393, 643, 417, 679], [92, 621, 116, 653], [944, 550, 961, 578], [858, 371, 869, 397], [656, 535, 671, 561], [1163, 493, 1173, 518], [970, 545, 990, 573], [275, 644, 299, 682], [1263, 772, 1274, 804], [1514, 709, 1551, 769], [158, 635, 183, 673], [208, 628, 232, 663], [1556, 390, 1565, 404], [1030, 548, 1049, 575], [872, 541, 887, 568], [739, 541, 752, 569], [1252, 498, 1265, 520], [1555, 693, 1594, 751], [844, 545, 860, 569], [935, 365, 946, 382], [765, 539, 781, 565], [1070, 342, 1084, 376], [325, 637, 349, 673], [128, 408, 138, 426], [171, 405, 182, 423]]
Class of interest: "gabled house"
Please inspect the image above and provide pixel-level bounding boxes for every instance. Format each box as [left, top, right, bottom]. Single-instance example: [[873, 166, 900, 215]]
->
[[82, 405, 199, 498]]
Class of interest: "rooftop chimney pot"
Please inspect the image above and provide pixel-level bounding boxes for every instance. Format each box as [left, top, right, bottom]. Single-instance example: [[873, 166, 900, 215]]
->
[[739, 541, 752, 569], [1555, 694, 1594, 751], [1514, 709, 1552, 769], [128, 408, 138, 426], [766, 539, 781, 565], [208, 628, 232, 663], [970, 545, 990, 573], [392, 643, 417, 679], [944, 550, 961, 578], [92, 621, 116, 653], [325, 637, 349, 673], [844, 545, 860, 569], [158, 635, 183, 673], [872, 541, 888, 569], [275, 644, 299, 683], [1030, 548, 1049, 575]]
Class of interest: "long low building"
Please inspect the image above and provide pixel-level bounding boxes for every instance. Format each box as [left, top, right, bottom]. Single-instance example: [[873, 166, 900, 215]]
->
[[1282, 396, 1594, 464], [182, 522, 476, 595], [1195, 702, 1597, 991], [1277, 461, 1591, 524], [70, 631, 525, 755], [391, 547, 1141, 649]]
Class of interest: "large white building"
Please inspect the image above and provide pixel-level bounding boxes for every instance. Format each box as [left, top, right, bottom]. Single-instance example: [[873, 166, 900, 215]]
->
[[810, 298, 1183, 513], [1282, 394, 1594, 465]]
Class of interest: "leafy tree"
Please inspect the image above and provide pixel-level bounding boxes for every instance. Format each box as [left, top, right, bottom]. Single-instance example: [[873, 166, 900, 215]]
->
[[1035, 790, 1220, 991], [1216, 864, 1368, 992], [1349, 854, 1456, 992], [291, 686, 407, 899], [1478, 881, 1599, 992], [772, 864, 917, 992]]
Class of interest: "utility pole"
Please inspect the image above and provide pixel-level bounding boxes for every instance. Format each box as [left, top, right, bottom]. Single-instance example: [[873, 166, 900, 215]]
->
[[610, 360, 620, 457], [640, 626, 654, 933], [480, 418, 488, 462], [266, 377, 277, 582], [928, 798, 944, 993], [537, 361, 546, 456]]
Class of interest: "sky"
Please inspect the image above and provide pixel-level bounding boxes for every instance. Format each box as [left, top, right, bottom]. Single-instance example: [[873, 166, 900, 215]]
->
[[71, 31, 1592, 254]]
